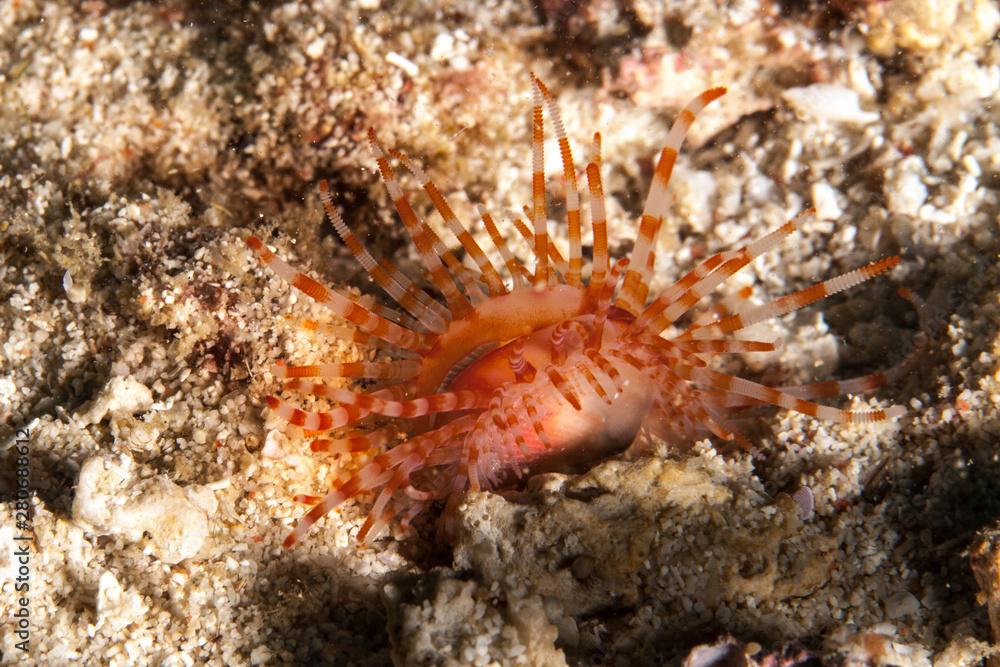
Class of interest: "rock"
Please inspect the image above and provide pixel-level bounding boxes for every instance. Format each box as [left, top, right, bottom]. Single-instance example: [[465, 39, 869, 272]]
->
[[885, 590, 921, 619], [72, 454, 214, 563], [885, 156, 929, 218], [452, 457, 739, 616], [864, 0, 1000, 55], [77, 376, 154, 426], [384, 570, 566, 666]]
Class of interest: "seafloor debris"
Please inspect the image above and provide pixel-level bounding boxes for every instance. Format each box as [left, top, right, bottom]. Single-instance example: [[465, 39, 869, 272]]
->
[[72, 454, 217, 563], [861, 0, 1000, 56], [384, 570, 566, 666]]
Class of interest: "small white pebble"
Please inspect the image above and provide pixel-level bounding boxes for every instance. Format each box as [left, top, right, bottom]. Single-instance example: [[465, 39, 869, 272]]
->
[[886, 170, 927, 217], [811, 182, 843, 219], [304, 37, 325, 60], [885, 590, 921, 619], [386, 51, 418, 77], [63, 270, 89, 303]]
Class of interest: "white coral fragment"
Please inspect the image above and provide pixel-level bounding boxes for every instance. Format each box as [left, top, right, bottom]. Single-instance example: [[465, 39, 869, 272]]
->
[[72, 454, 214, 563], [77, 376, 154, 426], [782, 84, 879, 124]]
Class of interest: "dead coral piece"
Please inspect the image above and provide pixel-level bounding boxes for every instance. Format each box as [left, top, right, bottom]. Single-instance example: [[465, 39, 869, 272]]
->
[[384, 570, 566, 666], [72, 454, 217, 563], [76, 376, 153, 426], [863, 0, 1000, 56], [454, 455, 837, 626], [781, 84, 879, 125]]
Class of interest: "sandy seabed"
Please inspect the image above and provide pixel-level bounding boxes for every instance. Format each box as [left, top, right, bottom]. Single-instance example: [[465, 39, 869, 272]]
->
[[1, 1, 999, 665]]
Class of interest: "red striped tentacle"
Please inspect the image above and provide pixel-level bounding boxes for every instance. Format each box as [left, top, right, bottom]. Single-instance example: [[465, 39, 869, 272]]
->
[[367, 129, 473, 317], [310, 427, 394, 455], [549, 319, 589, 364], [273, 360, 420, 382], [516, 208, 568, 281], [529, 75, 549, 287], [674, 338, 782, 355], [586, 132, 609, 295], [356, 463, 416, 542], [532, 75, 583, 286], [268, 382, 490, 425], [318, 179, 450, 332], [507, 336, 537, 383], [624, 249, 734, 333], [630, 211, 806, 337], [618, 86, 727, 313], [669, 359, 905, 424], [573, 359, 613, 405], [702, 286, 927, 410], [522, 395, 553, 449], [705, 372, 889, 409], [390, 149, 508, 297], [505, 408, 539, 461], [589, 257, 629, 349], [546, 365, 583, 411], [584, 349, 625, 398], [246, 236, 433, 352], [648, 365, 738, 442], [283, 414, 479, 547], [293, 318, 420, 359], [679, 255, 901, 341], [478, 205, 531, 289]]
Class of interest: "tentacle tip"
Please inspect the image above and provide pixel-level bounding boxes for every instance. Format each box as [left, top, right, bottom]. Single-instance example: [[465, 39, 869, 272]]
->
[[707, 86, 728, 100], [246, 235, 263, 251], [264, 395, 280, 410], [886, 405, 906, 420], [318, 178, 330, 192], [772, 337, 785, 350], [532, 74, 551, 97], [281, 533, 298, 549]]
